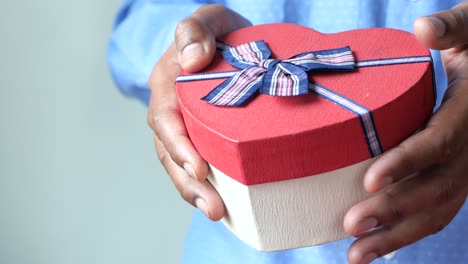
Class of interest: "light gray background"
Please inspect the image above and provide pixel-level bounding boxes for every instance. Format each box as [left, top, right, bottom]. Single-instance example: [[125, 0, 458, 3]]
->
[[0, 1, 193, 263]]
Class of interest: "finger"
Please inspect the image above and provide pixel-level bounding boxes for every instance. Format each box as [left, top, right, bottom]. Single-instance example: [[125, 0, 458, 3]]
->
[[148, 46, 225, 219], [345, 156, 468, 235], [347, 194, 466, 264], [148, 44, 209, 181], [363, 123, 460, 193], [363, 79, 468, 193], [175, 4, 251, 72], [414, 2, 468, 50], [154, 135, 225, 221]]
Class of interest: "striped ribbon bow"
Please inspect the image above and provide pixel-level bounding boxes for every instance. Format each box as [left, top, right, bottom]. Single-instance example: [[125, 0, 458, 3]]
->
[[202, 40, 356, 106]]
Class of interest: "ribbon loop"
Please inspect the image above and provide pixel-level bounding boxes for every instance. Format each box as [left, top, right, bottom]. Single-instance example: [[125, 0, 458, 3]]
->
[[222, 40, 272, 69], [204, 41, 356, 106]]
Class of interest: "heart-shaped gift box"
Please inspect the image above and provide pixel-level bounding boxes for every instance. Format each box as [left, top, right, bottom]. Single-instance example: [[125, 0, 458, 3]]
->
[[176, 23, 434, 251]]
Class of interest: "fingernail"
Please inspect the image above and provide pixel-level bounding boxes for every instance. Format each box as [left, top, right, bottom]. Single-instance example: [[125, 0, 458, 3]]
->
[[181, 43, 204, 62], [355, 217, 378, 234], [361, 252, 378, 264], [183, 163, 197, 179], [195, 198, 210, 217], [426, 16, 446, 38]]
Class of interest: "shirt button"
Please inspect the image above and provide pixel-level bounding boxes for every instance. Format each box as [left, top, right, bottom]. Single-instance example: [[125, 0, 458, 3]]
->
[[383, 251, 397, 260]]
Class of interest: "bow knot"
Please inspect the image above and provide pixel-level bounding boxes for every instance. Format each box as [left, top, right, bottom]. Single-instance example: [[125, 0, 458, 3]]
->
[[202, 40, 356, 106], [259, 59, 281, 69]]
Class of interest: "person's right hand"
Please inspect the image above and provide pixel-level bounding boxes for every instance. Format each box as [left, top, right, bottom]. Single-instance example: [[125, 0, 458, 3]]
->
[[147, 4, 251, 221]]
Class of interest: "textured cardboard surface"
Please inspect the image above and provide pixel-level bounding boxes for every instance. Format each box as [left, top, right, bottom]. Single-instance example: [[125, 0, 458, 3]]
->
[[208, 158, 377, 252]]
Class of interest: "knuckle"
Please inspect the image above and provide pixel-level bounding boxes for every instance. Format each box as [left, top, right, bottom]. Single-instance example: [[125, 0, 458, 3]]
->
[[434, 129, 458, 163], [393, 143, 417, 173], [378, 230, 403, 255], [431, 177, 455, 206], [382, 189, 404, 222], [146, 109, 155, 129], [437, 9, 464, 32], [420, 127, 459, 164], [174, 177, 196, 205], [446, 8, 466, 29], [175, 17, 202, 43], [147, 109, 161, 132], [147, 107, 173, 134], [156, 144, 198, 206], [148, 68, 159, 90], [158, 148, 172, 168], [193, 4, 227, 30], [197, 4, 226, 13], [382, 226, 419, 253], [175, 18, 195, 35]]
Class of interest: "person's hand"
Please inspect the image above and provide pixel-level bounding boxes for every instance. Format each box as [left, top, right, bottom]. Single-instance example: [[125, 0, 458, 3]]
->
[[344, 2, 468, 263], [147, 4, 251, 220]]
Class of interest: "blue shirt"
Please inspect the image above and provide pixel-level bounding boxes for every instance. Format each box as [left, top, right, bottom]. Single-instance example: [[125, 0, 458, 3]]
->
[[108, 1, 468, 263]]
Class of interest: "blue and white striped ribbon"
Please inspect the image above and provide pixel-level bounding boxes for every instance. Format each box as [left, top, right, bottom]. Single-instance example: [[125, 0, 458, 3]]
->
[[310, 83, 383, 156], [175, 56, 433, 82]]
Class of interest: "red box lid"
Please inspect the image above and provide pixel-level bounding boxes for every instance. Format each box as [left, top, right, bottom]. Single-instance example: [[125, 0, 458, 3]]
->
[[176, 23, 434, 186]]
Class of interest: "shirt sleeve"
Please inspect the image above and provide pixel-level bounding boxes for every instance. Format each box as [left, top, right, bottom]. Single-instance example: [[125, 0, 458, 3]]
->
[[107, 0, 206, 105]]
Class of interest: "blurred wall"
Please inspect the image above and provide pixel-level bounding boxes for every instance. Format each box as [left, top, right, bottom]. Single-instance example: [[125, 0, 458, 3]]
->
[[0, 1, 193, 263]]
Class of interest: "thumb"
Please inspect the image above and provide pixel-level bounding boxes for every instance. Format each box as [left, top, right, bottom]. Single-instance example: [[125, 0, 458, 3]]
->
[[414, 2, 468, 50], [175, 4, 251, 72]]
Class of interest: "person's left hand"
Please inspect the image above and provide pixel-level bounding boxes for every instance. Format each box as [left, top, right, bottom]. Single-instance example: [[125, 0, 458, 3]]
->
[[343, 3, 468, 263]]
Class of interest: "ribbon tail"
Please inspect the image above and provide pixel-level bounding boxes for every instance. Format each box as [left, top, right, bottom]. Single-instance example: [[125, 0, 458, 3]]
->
[[260, 63, 309, 96], [202, 67, 267, 106]]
